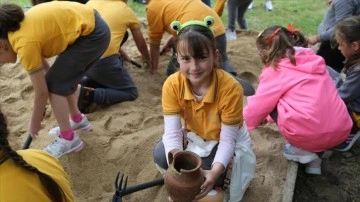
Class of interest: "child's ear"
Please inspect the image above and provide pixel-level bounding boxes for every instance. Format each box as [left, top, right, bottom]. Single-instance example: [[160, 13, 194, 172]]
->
[[351, 41, 360, 51], [214, 49, 219, 61]]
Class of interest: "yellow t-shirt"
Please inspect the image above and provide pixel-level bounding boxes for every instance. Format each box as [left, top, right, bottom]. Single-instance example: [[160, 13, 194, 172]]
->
[[8, 1, 95, 74], [146, 0, 226, 45], [86, 0, 141, 57], [0, 149, 74, 202], [162, 69, 243, 141]]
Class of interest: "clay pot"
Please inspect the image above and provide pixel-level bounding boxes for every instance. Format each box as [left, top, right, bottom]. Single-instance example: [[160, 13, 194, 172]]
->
[[164, 151, 204, 202], [196, 189, 224, 202]]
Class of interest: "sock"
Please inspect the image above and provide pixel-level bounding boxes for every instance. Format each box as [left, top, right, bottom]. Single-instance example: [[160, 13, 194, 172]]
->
[[60, 129, 74, 141], [71, 113, 83, 123]]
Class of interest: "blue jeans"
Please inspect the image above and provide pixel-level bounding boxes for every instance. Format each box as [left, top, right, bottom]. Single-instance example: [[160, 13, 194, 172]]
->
[[215, 34, 237, 76], [227, 0, 253, 30], [83, 55, 138, 105]]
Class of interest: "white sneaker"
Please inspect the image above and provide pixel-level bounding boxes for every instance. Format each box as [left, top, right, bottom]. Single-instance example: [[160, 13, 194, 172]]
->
[[305, 158, 322, 175], [283, 143, 319, 164], [44, 133, 84, 158], [264, 0, 273, 11], [226, 30, 237, 41], [49, 114, 92, 136], [248, 2, 253, 9]]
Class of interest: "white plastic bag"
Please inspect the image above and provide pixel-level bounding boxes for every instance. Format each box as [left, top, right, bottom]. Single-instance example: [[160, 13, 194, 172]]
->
[[185, 131, 218, 157], [223, 124, 256, 202]]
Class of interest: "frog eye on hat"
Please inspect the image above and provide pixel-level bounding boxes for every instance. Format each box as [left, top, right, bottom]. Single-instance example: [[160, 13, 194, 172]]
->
[[170, 16, 215, 34]]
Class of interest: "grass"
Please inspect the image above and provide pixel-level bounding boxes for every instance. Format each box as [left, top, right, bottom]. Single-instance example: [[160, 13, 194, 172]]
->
[[0, 0, 30, 6], [128, 0, 327, 35], [2, 0, 328, 35]]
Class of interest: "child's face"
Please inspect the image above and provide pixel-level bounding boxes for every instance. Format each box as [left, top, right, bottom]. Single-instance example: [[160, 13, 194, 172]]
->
[[177, 40, 217, 85], [335, 32, 359, 58]]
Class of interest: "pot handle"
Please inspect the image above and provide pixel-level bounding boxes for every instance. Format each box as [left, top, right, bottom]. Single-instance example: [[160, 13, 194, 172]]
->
[[168, 151, 175, 165], [168, 151, 179, 165]]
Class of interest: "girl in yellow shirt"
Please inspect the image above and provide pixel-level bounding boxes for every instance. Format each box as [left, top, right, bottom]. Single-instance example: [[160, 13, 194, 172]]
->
[[0, 1, 110, 158], [0, 108, 75, 202]]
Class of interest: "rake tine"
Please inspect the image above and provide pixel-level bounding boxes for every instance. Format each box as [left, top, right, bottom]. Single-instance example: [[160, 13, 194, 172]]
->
[[120, 175, 128, 196], [115, 172, 120, 190], [119, 173, 124, 191]]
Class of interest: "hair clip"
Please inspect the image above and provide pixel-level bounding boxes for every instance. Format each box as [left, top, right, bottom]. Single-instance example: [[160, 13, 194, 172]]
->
[[170, 16, 215, 34], [287, 23, 301, 35], [266, 28, 281, 45]]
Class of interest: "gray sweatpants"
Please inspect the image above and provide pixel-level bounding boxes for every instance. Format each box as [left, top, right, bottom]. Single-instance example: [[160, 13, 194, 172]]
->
[[45, 10, 110, 96], [227, 0, 253, 30]]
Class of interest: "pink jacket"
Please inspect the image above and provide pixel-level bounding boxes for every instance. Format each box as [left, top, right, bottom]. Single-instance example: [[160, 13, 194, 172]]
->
[[244, 48, 352, 152]]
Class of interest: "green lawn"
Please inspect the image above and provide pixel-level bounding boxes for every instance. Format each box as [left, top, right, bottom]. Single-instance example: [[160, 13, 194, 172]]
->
[[0, 0, 30, 6], [128, 0, 328, 35], [2, 0, 328, 35]]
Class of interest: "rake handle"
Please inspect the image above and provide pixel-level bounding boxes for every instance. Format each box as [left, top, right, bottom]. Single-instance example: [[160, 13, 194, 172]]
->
[[22, 134, 33, 149], [120, 178, 164, 196]]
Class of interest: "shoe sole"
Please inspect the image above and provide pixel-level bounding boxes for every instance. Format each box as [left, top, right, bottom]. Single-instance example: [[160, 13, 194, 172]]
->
[[283, 153, 318, 164], [57, 141, 84, 158], [49, 124, 93, 136], [335, 132, 360, 152], [77, 124, 93, 132], [305, 167, 322, 175]]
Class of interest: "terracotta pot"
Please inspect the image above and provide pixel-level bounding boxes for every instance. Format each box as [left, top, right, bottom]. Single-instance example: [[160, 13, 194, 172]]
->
[[164, 151, 204, 202], [196, 189, 224, 202]]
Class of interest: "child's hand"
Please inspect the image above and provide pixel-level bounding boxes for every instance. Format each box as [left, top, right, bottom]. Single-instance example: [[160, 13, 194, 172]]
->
[[29, 120, 41, 138], [260, 119, 268, 126], [307, 35, 320, 45], [194, 169, 218, 200], [160, 46, 170, 55]]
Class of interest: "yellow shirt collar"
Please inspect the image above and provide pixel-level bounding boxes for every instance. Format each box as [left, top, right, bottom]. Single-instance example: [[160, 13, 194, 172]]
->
[[181, 70, 218, 103]]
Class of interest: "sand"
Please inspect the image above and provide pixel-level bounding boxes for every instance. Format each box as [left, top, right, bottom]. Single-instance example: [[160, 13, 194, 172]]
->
[[1, 29, 289, 201]]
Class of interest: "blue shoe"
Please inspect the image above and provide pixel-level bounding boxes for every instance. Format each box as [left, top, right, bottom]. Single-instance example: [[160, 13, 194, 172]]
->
[[335, 131, 360, 152]]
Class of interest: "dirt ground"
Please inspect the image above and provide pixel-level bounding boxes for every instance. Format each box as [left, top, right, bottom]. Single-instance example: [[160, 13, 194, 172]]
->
[[293, 141, 360, 202]]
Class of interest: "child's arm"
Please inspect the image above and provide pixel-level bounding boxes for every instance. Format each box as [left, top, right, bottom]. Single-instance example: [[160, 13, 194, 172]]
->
[[130, 28, 151, 64], [194, 124, 238, 200], [195, 162, 224, 200], [244, 69, 283, 129], [149, 44, 160, 74], [160, 36, 174, 55], [162, 115, 183, 164], [42, 58, 50, 72], [336, 67, 360, 102], [213, 124, 238, 168], [28, 70, 49, 137]]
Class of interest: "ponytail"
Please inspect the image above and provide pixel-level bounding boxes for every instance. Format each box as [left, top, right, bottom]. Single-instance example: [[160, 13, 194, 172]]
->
[[256, 25, 308, 68], [0, 3, 24, 38]]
